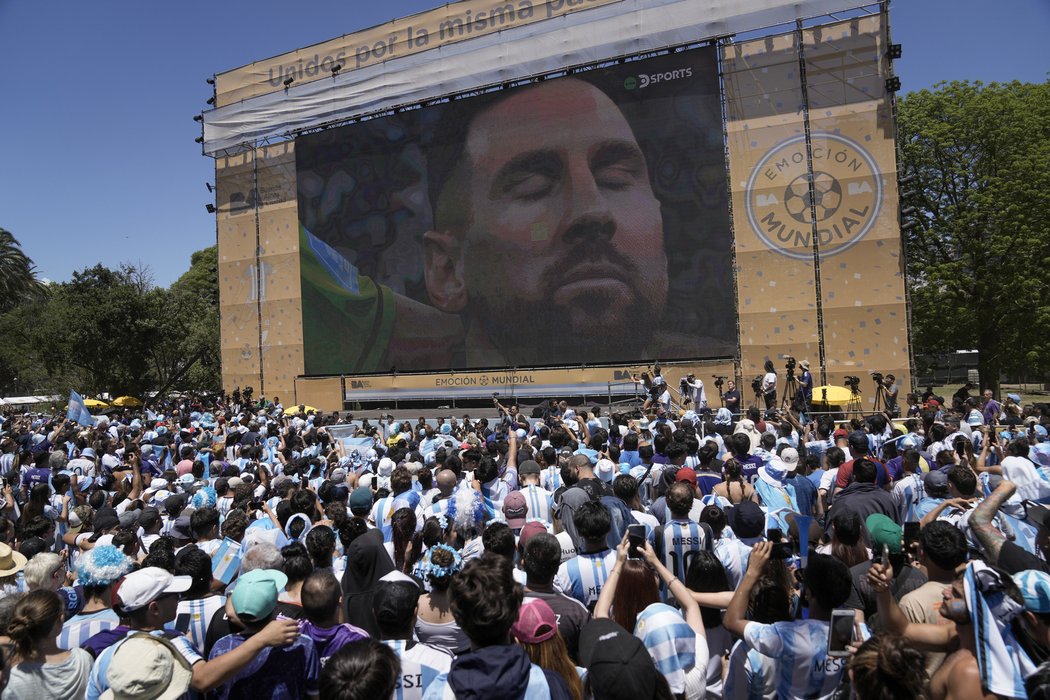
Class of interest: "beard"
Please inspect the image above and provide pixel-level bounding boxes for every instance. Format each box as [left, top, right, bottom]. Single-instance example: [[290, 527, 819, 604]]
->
[[465, 239, 666, 366]]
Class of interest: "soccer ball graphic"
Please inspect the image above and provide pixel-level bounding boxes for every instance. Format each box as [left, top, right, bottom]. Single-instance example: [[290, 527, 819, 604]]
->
[[784, 171, 842, 224]]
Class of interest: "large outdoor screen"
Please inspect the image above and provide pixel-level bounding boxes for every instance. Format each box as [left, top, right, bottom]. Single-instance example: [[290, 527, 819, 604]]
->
[[296, 46, 736, 375]]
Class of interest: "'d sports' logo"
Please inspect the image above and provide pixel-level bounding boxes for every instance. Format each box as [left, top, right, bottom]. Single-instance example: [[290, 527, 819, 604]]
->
[[624, 67, 692, 90], [744, 133, 883, 259]]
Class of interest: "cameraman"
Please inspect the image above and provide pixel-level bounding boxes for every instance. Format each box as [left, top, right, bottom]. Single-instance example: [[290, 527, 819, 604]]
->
[[760, 360, 777, 410], [882, 374, 899, 417], [680, 374, 708, 411], [797, 360, 814, 415]]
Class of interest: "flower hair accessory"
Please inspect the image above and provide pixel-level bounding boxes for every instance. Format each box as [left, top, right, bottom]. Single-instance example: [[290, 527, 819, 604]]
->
[[425, 544, 463, 580], [437, 514, 449, 531]]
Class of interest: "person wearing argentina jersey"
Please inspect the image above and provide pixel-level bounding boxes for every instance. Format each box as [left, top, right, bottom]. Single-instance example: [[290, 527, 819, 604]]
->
[[660, 482, 707, 580], [373, 578, 453, 700], [475, 456, 509, 519], [371, 466, 413, 542], [517, 460, 553, 525], [555, 501, 617, 610], [891, 448, 926, 523], [724, 543, 857, 700]]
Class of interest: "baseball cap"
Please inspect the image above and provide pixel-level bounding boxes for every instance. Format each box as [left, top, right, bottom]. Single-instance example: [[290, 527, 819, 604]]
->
[[675, 468, 698, 486], [231, 568, 288, 622], [100, 633, 193, 700], [170, 516, 193, 541], [579, 618, 662, 699], [726, 501, 765, 539], [848, 431, 870, 452], [923, 470, 949, 495], [329, 468, 348, 484], [349, 486, 373, 512], [503, 491, 528, 529], [779, 447, 800, 472], [833, 428, 849, 440], [518, 460, 542, 477], [865, 514, 902, 555], [94, 507, 121, 532], [518, 521, 548, 549], [512, 598, 558, 644], [928, 398, 941, 407], [113, 567, 191, 613]]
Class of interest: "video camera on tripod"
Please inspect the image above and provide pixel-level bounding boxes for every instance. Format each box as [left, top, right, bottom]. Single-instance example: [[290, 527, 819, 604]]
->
[[844, 376, 861, 393], [784, 356, 797, 379], [712, 375, 727, 390], [751, 376, 764, 394], [870, 371, 884, 384]]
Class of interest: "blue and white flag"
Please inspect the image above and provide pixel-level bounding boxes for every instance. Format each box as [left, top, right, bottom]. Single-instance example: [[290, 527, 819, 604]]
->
[[67, 390, 94, 427], [211, 537, 243, 585]]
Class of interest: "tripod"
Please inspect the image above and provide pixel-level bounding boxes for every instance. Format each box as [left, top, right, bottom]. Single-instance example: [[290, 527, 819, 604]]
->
[[781, 372, 800, 413], [845, 388, 863, 421], [751, 387, 763, 410], [873, 381, 891, 414]]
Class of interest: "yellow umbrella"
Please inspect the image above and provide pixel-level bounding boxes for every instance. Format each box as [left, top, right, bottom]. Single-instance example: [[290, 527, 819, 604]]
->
[[284, 405, 318, 415], [811, 385, 858, 405], [111, 396, 143, 407], [81, 398, 109, 409]]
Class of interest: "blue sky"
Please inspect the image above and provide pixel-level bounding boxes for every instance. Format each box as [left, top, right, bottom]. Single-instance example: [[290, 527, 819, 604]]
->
[[1, 0, 1047, 286]]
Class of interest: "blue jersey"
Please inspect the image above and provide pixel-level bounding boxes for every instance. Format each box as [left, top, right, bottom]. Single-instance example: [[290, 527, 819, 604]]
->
[[520, 484, 553, 524]]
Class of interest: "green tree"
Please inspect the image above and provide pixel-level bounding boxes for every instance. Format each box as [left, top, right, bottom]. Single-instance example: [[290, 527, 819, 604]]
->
[[0, 228, 47, 313], [900, 80, 1050, 393]]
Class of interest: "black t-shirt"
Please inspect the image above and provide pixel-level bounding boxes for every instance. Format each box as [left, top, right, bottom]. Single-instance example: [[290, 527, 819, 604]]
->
[[575, 477, 612, 501], [523, 588, 591, 663], [998, 540, 1050, 576]]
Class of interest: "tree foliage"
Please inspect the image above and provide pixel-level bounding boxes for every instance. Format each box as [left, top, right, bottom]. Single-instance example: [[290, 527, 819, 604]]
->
[[900, 80, 1050, 391], [0, 245, 220, 398]]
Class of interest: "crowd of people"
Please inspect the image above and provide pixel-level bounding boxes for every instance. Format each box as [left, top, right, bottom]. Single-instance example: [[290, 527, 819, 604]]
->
[[0, 380, 1047, 699]]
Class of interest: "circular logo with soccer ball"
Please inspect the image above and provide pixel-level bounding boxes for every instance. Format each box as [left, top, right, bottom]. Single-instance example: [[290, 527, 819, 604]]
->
[[744, 133, 882, 259]]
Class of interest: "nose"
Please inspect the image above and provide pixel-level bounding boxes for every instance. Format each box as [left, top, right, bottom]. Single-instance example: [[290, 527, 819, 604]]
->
[[559, 159, 616, 245]]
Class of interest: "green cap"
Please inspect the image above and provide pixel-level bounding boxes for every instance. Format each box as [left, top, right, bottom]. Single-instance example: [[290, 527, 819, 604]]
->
[[865, 513, 902, 555], [231, 569, 288, 622]]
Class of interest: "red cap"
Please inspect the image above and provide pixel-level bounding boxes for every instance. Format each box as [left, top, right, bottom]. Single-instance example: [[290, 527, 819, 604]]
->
[[518, 521, 548, 549], [675, 467, 698, 486], [833, 428, 849, 439], [928, 399, 940, 407], [502, 491, 528, 529]]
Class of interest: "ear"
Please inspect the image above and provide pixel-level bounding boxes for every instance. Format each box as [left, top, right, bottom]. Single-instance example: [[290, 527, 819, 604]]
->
[[423, 229, 467, 313]]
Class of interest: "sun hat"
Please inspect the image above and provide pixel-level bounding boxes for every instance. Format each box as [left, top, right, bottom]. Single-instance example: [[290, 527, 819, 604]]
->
[[512, 598, 558, 644], [0, 542, 27, 577], [100, 633, 193, 700]]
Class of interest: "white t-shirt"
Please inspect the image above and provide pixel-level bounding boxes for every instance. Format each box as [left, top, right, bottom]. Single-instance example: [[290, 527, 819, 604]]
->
[[762, 372, 777, 393]]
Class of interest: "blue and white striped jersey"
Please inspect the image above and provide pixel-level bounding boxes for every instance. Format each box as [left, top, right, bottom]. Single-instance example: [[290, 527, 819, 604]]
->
[[661, 520, 707, 579], [169, 596, 226, 653], [87, 629, 202, 700], [542, 466, 563, 492], [713, 537, 752, 589], [634, 603, 698, 694], [742, 620, 848, 700], [59, 609, 119, 651], [371, 495, 398, 542], [892, 473, 925, 523], [520, 484, 553, 524], [556, 549, 616, 609], [383, 638, 453, 700]]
